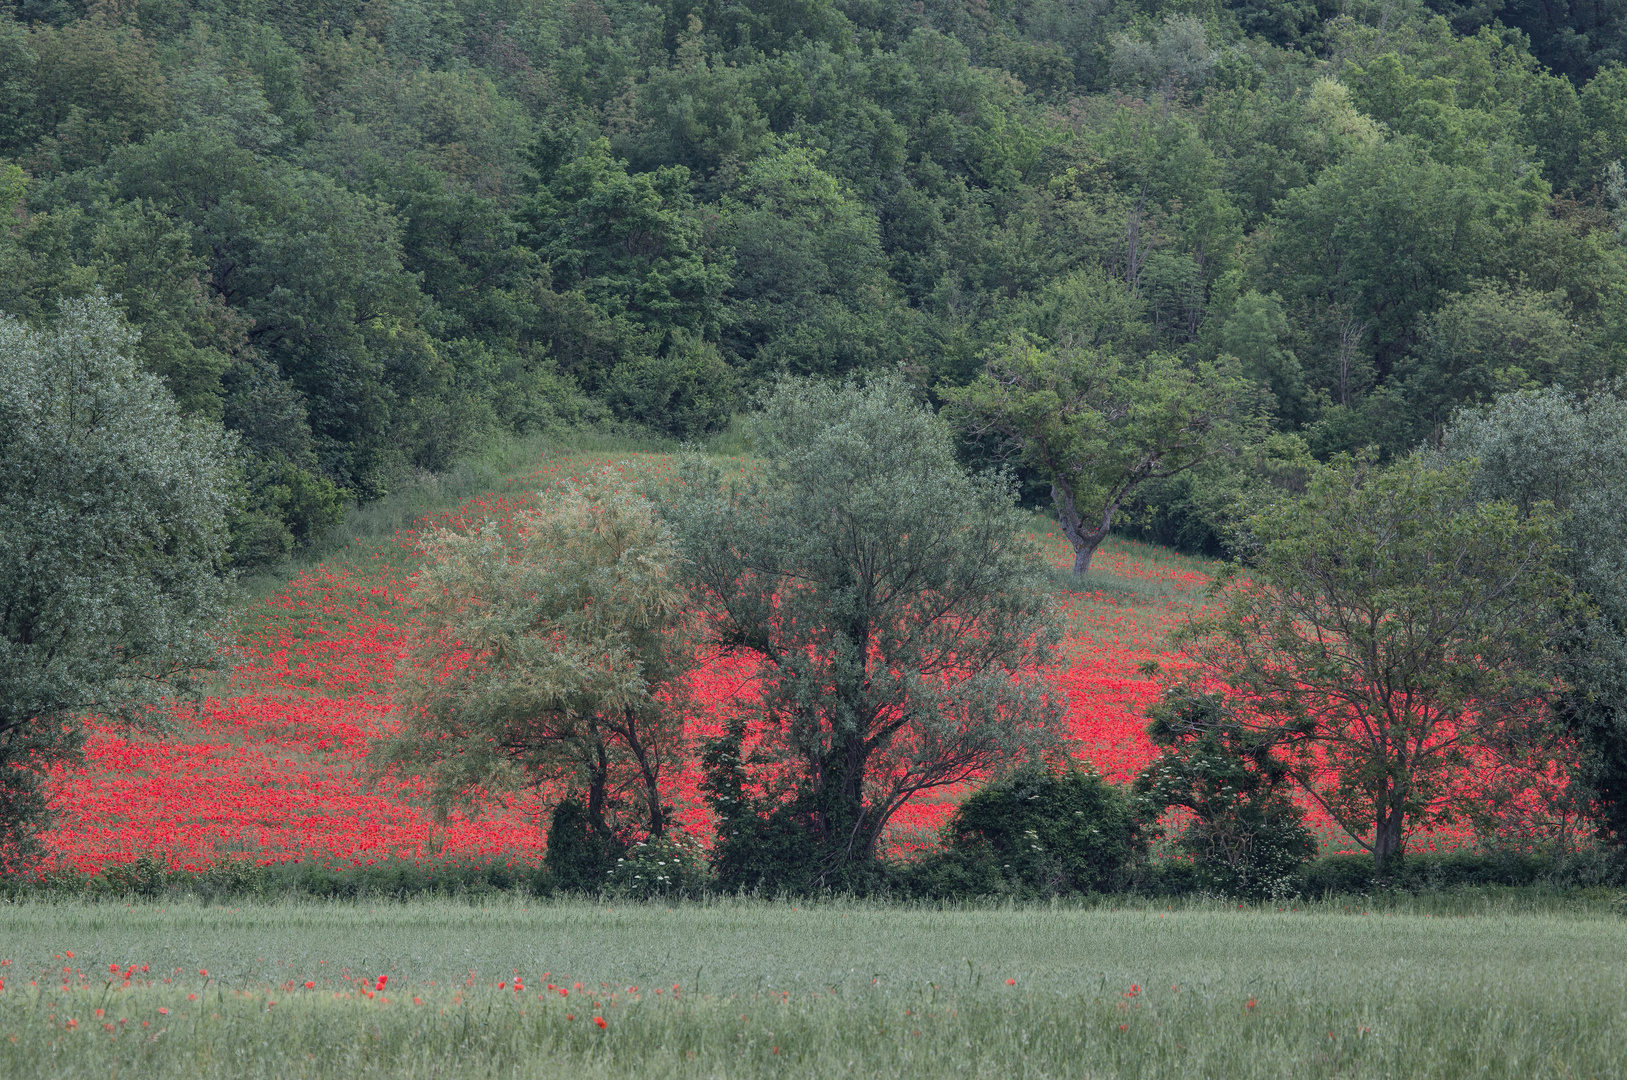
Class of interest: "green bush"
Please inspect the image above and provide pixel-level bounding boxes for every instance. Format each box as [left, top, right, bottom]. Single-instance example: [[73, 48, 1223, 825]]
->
[[605, 830, 712, 899], [941, 769, 1143, 896], [544, 799, 626, 893], [1142, 858, 1202, 897], [605, 333, 738, 438], [1288, 850, 1613, 896], [698, 714, 889, 896], [1134, 691, 1317, 899], [887, 846, 1008, 900]]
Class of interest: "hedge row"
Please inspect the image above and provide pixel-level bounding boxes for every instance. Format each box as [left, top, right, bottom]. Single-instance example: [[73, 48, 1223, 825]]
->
[[6, 848, 1620, 903]]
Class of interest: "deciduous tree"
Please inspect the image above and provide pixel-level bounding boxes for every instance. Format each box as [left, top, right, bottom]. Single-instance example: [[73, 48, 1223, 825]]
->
[[664, 374, 1063, 889], [1442, 386, 1627, 847], [1181, 453, 1566, 868], [387, 469, 694, 872], [946, 334, 1251, 574]]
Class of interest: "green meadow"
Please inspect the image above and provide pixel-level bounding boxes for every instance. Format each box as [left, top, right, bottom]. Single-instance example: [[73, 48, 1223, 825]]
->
[[1, 896, 1622, 1078]]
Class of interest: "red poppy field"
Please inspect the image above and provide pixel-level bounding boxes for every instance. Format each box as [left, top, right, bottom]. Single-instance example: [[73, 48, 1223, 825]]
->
[[6, 452, 1621, 1078], [41, 450, 1460, 879]]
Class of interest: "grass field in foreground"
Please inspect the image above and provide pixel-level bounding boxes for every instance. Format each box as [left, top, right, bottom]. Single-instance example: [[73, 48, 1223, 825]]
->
[[1, 898, 1622, 1078]]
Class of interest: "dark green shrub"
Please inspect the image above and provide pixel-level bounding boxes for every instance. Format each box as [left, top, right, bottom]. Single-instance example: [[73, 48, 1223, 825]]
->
[[1135, 691, 1316, 898], [703, 802, 841, 894], [698, 715, 882, 895], [889, 846, 1008, 900], [1143, 858, 1202, 896], [544, 799, 626, 892], [1413, 852, 1530, 888], [1297, 853, 1377, 895], [1293, 850, 1608, 896], [942, 769, 1143, 895], [605, 333, 737, 438]]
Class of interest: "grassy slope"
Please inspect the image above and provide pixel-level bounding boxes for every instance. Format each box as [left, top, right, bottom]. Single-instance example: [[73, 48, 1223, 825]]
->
[[1, 897, 1623, 1078]]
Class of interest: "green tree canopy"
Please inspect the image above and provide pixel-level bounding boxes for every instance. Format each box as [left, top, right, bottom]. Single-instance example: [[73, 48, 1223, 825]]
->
[[1400, 284, 1592, 446], [528, 138, 730, 343], [1182, 453, 1567, 867], [1258, 138, 1545, 402], [9, 0, 1627, 583], [1441, 386, 1627, 846], [387, 469, 694, 859], [721, 143, 914, 379], [1222, 289, 1310, 427], [664, 374, 1063, 889], [0, 295, 234, 869], [947, 334, 1253, 574]]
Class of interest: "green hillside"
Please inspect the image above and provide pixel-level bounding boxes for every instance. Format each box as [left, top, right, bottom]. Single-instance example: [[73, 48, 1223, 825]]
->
[[5, 0, 1627, 568]]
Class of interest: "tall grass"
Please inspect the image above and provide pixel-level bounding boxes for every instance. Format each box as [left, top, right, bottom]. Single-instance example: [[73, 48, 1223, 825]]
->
[[232, 427, 690, 601], [2, 898, 1622, 1077]]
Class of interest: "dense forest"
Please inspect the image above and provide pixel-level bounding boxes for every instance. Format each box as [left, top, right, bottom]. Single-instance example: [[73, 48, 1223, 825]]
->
[[5, 0, 1627, 566]]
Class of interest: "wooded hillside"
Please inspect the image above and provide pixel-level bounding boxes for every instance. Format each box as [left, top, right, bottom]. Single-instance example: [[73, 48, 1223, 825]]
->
[[4, 0, 1626, 564]]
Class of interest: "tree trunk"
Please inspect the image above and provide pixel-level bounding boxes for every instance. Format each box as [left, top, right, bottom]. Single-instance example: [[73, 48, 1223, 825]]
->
[[1053, 481, 1115, 576], [1336, 315, 1366, 407], [1124, 196, 1149, 291], [805, 728, 871, 886], [1373, 804, 1405, 871], [586, 739, 612, 841], [621, 708, 665, 837]]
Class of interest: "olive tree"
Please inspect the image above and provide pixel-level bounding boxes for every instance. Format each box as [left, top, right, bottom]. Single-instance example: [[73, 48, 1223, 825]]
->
[[0, 296, 234, 871], [1182, 453, 1566, 868], [664, 374, 1063, 890], [386, 469, 693, 885]]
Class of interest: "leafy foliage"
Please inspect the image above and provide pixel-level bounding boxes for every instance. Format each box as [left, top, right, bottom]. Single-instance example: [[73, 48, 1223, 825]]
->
[[6, 0, 1627, 570], [603, 827, 712, 898], [947, 336, 1254, 573], [0, 295, 233, 871], [942, 768, 1144, 895], [1182, 452, 1568, 866], [11, 0, 1627, 861], [543, 797, 626, 892], [667, 375, 1063, 889], [387, 469, 694, 850], [1134, 690, 1316, 897], [1441, 386, 1627, 849]]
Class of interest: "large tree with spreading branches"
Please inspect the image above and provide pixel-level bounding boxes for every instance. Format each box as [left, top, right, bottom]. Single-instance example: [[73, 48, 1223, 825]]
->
[[946, 334, 1253, 574], [663, 374, 1064, 890], [1, 296, 234, 872], [1179, 453, 1567, 868], [385, 469, 694, 886]]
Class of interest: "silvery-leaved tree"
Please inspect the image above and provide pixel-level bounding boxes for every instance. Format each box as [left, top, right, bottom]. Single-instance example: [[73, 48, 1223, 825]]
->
[[385, 470, 694, 884], [0, 296, 235, 871], [1441, 386, 1627, 848], [663, 374, 1064, 891]]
